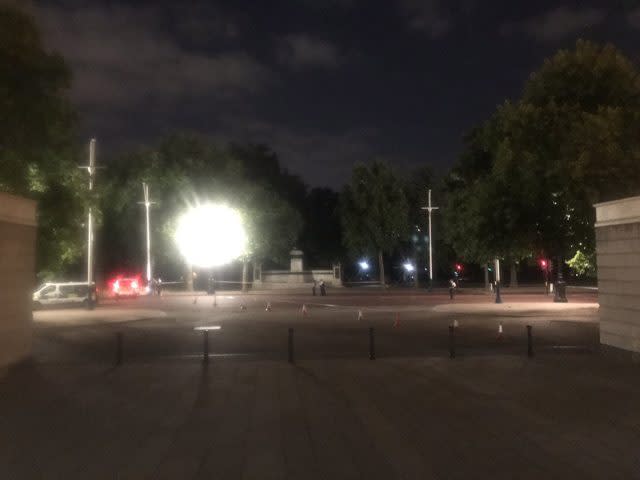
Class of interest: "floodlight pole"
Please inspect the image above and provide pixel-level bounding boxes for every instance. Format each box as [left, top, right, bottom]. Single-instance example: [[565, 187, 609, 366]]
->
[[138, 182, 156, 285], [79, 139, 97, 287], [421, 189, 439, 291], [495, 257, 502, 304]]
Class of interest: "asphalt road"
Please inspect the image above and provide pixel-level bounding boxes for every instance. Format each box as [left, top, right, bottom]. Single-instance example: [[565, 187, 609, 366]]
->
[[32, 288, 600, 365]]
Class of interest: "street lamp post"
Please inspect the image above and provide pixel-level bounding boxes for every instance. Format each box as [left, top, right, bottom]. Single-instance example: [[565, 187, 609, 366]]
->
[[79, 139, 97, 308], [421, 189, 439, 291], [138, 182, 156, 288], [494, 257, 502, 304]]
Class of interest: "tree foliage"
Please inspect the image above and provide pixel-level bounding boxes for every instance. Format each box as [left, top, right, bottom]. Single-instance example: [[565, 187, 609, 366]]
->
[[445, 40, 640, 266], [99, 134, 303, 279], [0, 5, 85, 278], [298, 187, 343, 266], [340, 161, 409, 283]]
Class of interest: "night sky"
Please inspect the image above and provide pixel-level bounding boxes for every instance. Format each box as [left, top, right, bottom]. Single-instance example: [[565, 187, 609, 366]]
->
[[28, 0, 640, 187]]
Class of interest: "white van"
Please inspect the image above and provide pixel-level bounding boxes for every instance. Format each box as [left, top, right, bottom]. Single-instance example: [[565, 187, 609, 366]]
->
[[33, 282, 96, 310]]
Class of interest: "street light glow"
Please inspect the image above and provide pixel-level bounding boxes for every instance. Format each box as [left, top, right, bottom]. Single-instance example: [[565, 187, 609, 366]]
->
[[403, 262, 415, 272], [358, 260, 370, 271], [175, 203, 247, 268]]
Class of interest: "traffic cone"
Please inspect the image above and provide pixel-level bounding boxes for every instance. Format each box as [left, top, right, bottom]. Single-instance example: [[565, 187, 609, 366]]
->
[[497, 324, 503, 341], [265, 301, 272, 311], [301, 304, 308, 316], [357, 310, 364, 321], [393, 313, 400, 328], [453, 319, 459, 328]]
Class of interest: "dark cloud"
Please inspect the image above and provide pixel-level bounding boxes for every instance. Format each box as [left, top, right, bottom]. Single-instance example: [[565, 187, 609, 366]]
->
[[398, 0, 451, 37], [221, 120, 377, 187], [277, 34, 341, 69], [19, 0, 640, 188], [627, 7, 640, 29], [33, 3, 271, 111], [501, 6, 605, 42]]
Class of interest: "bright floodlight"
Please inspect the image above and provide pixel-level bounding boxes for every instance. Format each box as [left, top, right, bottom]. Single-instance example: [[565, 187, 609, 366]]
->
[[403, 262, 415, 272], [175, 204, 247, 268], [358, 260, 370, 271]]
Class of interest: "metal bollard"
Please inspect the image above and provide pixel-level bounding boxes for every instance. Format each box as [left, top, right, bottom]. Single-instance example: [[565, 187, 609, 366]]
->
[[116, 332, 123, 366], [369, 327, 375, 360], [288, 328, 294, 364], [203, 330, 209, 363], [449, 325, 455, 358], [527, 325, 534, 357]]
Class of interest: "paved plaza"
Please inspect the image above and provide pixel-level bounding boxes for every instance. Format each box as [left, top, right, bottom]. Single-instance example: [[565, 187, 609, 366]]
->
[[3, 288, 640, 479]]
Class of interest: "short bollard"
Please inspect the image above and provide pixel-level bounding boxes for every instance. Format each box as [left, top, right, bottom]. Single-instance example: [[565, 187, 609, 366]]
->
[[369, 327, 375, 360], [116, 332, 123, 366], [203, 330, 209, 363], [449, 325, 455, 358], [194, 326, 221, 364], [288, 328, 294, 364], [527, 325, 534, 357]]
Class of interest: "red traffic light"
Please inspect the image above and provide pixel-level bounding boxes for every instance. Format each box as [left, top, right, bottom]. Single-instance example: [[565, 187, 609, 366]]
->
[[455, 263, 463, 272], [539, 259, 547, 268]]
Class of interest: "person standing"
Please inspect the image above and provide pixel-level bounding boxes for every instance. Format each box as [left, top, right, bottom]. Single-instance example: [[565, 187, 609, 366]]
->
[[320, 280, 326, 296], [448, 278, 456, 299]]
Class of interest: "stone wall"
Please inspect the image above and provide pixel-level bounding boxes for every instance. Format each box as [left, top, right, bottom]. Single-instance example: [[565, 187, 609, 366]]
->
[[595, 195, 640, 357], [0, 193, 37, 370], [257, 270, 341, 289]]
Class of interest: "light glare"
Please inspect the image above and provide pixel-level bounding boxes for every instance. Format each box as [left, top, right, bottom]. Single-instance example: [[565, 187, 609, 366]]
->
[[175, 204, 247, 268]]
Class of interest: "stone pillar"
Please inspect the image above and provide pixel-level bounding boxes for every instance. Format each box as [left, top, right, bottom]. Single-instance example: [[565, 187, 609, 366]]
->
[[595, 195, 640, 358], [253, 261, 262, 282], [0, 193, 37, 370], [290, 249, 303, 272], [333, 263, 341, 280]]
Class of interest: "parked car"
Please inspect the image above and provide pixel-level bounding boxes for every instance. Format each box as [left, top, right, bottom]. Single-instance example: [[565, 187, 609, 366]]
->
[[110, 276, 142, 298], [33, 282, 96, 310]]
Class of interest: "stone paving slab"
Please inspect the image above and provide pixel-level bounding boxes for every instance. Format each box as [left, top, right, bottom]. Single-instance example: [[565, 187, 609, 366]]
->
[[2, 353, 640, 480]]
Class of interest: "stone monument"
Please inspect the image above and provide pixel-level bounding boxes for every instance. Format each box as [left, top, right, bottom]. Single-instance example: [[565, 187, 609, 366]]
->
[[253, 248, 342, 289]]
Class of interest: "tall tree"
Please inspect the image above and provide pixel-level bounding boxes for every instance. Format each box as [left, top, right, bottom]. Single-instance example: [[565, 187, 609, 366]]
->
[[298, 187, 344, 267], [340, 161, 409, 285], [0, 5, 84, 278], [446, 40, 640, 286], [99, 134, 303, 280]]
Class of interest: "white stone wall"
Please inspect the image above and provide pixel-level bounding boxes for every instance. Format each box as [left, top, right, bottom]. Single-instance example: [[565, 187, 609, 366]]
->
[[595, 196, 640, 355], [0, 193, 36, 370]]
